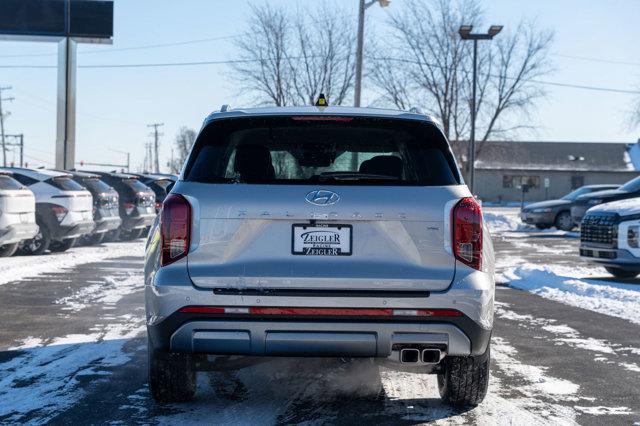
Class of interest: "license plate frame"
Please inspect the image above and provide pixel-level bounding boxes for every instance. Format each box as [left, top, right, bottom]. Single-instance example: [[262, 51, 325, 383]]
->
[[291, 224, 352, 256]]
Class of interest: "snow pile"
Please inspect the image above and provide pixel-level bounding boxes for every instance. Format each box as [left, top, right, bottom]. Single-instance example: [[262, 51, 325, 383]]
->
[[499, 264, 640, 325], [0, 241, 144, 286], [484, 208, 526, 233]]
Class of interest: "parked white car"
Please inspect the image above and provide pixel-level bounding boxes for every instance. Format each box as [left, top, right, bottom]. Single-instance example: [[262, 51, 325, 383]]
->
[[579, 197, 640, 278], [2, 168, 95, 255], [0, 172, 38, 257]]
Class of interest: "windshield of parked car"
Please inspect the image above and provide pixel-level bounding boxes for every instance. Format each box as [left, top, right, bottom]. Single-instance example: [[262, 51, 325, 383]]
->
[[185, 116, 460, 186], [620, 176, 640, 192], [46, 176, 86, 191], [0, 175, 25, 190], [561, 187, 592, 201], [82, 177, 113, 193], [122, 178, 150, 192]]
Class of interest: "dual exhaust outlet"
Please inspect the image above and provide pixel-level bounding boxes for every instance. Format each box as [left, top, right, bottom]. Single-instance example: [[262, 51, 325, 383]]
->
[[400, 348, 442, 364]]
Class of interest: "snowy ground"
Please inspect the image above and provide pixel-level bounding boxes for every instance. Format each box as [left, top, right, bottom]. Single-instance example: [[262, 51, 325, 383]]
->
[[0, 215, 637, 425]]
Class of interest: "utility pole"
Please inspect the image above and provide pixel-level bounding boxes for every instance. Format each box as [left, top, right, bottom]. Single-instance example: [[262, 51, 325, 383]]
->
[[147, 123, 164, 173], [0, 86, 15, 167], [19, 133, 23, 167]]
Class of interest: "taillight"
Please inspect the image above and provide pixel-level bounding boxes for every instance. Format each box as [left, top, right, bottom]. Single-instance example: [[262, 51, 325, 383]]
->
[[452, 197, 483, 270], [160, 194, 191, 266], [123, 202, 135, 215], [51, 206, 68, 222], [155, 201, 161, 212]]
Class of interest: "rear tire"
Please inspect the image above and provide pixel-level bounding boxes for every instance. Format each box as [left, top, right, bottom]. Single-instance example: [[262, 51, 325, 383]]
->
[[604, 267, 639, 279], [0, 243, 19, 257], [148, 342, 197, 403], [554, 211, 573, 231], [437, 343, 490, 407], [18, 222, 51, 255], [49, 238, 77, 253]]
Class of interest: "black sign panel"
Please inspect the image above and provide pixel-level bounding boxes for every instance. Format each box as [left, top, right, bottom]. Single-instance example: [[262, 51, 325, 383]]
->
[[0, 0, 113, 39]]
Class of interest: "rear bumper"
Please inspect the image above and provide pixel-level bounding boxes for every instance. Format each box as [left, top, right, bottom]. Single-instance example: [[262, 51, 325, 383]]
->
[[146, 267, 494, 359], [0, 222, 39, 245], [53, 220, 95, 240], [148, 315, 490, 360], [122, 214, 155, 231], [93, 215, 122, 234], [580, 246, 640, 270]]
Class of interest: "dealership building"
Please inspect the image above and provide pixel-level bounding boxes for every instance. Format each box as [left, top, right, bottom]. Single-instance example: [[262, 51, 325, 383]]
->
[[458, 140, 640, 202]]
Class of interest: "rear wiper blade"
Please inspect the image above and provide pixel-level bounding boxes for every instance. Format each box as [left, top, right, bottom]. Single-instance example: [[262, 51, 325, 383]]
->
[[318, 172, 399, 181]]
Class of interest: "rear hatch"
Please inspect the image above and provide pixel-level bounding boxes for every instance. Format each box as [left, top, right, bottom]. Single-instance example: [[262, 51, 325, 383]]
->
[[179, 115, 466, 293], [0, 175, 35, 220], [122, 178, 156, 215], [82, 177, 120, 217], [46, 176, 93, 213]]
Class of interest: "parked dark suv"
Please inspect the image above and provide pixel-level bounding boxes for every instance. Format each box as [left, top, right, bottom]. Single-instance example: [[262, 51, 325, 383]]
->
[[131, 173, 177, 213], [86, 172, 156, 241], [571, 176, 640, 225], [66, 171, 122, 245]]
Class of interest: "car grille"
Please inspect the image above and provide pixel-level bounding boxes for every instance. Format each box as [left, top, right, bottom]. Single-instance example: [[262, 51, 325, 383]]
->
[[581, 215, 617, 247]]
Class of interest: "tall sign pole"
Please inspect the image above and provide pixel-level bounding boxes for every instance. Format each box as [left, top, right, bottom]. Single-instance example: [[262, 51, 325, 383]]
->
[[0, 0, 113, 170], [56, 37, 77, 170]]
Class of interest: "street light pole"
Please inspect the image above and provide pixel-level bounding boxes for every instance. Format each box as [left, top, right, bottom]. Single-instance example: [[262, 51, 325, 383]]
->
[[459, 25, 503, 195], [354, 0, 390, 108], [470, 39, 477, 195]]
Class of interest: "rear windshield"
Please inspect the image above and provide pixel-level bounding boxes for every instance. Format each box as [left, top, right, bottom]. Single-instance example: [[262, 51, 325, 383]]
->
[[123, 178, 150, 192], [46, 176, 86, 191], [184, 117, 460, 186], [0, 175, 25, 190], [82, 177, 112, 193]]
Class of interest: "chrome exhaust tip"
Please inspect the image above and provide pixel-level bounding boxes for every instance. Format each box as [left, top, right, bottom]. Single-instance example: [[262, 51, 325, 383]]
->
[[421, 349, 442, 364], [400, 348, 420, 363]]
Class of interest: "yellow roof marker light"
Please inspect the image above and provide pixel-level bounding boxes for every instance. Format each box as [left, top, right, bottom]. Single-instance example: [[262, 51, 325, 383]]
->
[[315, 93, 328, 108]]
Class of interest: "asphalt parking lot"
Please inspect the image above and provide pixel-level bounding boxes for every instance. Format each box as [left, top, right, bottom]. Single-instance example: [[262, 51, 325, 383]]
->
[[0, 212, 638, 425]]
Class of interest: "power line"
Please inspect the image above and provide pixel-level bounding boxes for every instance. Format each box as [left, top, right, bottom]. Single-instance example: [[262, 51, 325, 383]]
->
[[0, 34, 242, 59], [555, 53, 640, 67], [1, 56, 639, 95]]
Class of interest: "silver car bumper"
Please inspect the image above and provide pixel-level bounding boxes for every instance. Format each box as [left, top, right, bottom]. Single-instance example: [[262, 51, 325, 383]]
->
[[169, 320, 472, 360], [0, 222, 39, 245]]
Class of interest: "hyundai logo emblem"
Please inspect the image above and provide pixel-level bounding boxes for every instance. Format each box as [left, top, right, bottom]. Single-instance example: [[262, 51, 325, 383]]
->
[[305, 189, 340, 206]]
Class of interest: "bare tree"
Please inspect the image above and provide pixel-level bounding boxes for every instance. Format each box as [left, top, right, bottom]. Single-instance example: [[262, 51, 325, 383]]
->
[[232, 3, 355, 106], [370, 0, 553, 167], [169, 126, 197, 174]]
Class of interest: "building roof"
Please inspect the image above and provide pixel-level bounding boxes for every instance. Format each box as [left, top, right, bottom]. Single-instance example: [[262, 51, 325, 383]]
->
[[458, 140, 639, 172]]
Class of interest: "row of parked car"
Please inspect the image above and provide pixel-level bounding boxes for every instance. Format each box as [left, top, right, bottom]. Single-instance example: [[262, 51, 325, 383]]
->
[[0, 167, 176, 256], [519, 175, 640, 278]]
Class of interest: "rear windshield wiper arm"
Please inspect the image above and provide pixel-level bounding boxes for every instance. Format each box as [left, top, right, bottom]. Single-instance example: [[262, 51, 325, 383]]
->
[[318, 172, 399, 181]]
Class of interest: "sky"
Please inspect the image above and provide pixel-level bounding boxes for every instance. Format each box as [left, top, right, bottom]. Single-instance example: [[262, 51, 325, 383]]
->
[[0, 0, 639, 172]]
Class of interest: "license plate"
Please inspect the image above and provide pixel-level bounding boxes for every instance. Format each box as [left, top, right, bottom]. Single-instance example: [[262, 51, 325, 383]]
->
[[292, 224, 352, 256], [19, 213, 29, 223]]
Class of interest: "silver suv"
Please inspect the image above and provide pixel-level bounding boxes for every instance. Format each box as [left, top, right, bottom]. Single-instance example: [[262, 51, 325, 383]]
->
[[145, 106, 495, 406]]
